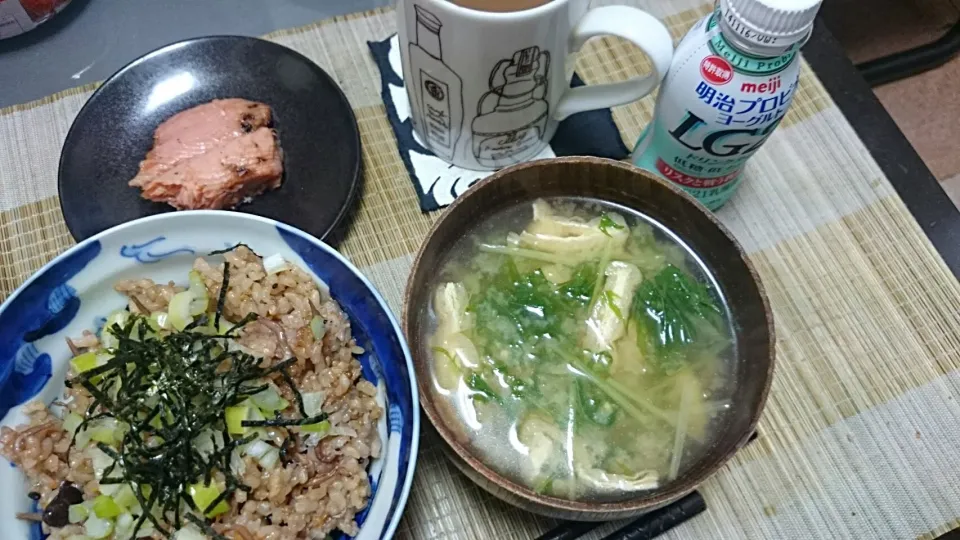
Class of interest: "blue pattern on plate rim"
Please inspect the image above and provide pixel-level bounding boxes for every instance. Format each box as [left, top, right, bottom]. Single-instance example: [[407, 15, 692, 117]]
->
[[28, 500, 42, 540], [0, 241, 101, 420], [93, 316, 108, 335], [1, 215, 416, 540], [278, 226, 417, 539], [347, 336, 381, 534], [119, 236, 195, 263]]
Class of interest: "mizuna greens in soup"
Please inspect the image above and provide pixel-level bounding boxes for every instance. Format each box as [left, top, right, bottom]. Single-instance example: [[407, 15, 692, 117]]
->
[[427, 199, 735, 502]]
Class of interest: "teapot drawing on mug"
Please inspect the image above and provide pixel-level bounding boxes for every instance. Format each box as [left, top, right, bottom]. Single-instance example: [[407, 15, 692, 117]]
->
[[471, 46, 550, 169]]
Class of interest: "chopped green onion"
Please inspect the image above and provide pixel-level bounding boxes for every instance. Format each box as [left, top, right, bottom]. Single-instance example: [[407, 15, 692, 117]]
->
[[147, 312, 170, 331], [88, 446, 114, 476], [187, 482, 229, 517], [68, 503, 89, 524], [89, 428, 115, 444], [216, 319, 233, 335], [243, 440, 281, 469], [62, 412, 83, 435], [300, 419, 330, 434], [186, 271, 209, 315], [114, 513, 135, 539], [87, 418, 128, 445], [187, 270, 205, 293], [106, 309, 129, 326], [230, 448, 246, 477], [191, 429, 225, 459], [92, 495, 122, 518], [112, 484, 150, 509], [301, 391, 325, 417], [84, 515, 114, 539], [225, 404, 251, 435], [167, 291, 194, 331], [259, 447, 280, 469], [250, 384, 289, 413], [112, 485, 136, 509], [263, 253, 291, 275], [310, 316, 326, 341], [100, 310, 129, 348], [70, 351, 100, 373], [243, 440, 272, 459]]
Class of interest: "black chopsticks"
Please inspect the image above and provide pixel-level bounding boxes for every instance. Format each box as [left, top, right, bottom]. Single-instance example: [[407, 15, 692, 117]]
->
[[535, 430, 759, 540], [534, 492, 705, 540], [600, 491, 706, 540], [536, 521, 603, 540]]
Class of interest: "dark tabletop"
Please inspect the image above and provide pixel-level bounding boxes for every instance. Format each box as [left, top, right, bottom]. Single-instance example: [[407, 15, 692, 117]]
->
[[803, 19, 960, 276]]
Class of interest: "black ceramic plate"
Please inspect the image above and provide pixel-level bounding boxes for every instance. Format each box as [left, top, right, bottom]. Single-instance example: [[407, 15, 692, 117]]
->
[[59, 35, 362, 242]]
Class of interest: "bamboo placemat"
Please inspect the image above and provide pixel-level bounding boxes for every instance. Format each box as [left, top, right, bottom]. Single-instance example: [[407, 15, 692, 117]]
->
[[2, 1, 960, 538]]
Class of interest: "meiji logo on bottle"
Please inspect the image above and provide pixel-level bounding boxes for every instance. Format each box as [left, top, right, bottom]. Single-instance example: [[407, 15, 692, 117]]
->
[[700, 56, 733, 85], [740, 75, 781, 94]]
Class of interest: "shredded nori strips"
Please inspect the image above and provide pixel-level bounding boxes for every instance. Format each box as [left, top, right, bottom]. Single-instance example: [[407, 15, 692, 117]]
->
[[208, 243, 260, 257], [64, 257, 325, 537]]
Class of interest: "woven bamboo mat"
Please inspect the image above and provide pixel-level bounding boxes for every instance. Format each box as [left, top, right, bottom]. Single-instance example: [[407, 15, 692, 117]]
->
[[2, 1, 960, 538]]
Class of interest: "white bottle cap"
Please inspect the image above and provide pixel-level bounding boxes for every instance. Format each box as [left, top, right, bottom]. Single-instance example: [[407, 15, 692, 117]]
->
[[719, 0, 822, 51]]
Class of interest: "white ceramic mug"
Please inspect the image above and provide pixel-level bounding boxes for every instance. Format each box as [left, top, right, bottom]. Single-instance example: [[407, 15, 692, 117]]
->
[[396, 0, 674, 171]]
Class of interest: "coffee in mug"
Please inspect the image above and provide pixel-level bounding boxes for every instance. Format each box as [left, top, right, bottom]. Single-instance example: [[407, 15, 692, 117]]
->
[[446, 0, 552, 13], [397, 0, 674, 170]]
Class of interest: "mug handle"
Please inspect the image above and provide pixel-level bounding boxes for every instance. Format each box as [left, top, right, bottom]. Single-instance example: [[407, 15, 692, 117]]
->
[[554, 6, 674, 121]]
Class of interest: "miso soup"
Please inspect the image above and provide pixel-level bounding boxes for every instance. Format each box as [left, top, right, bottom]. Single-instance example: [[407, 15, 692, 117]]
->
[[426, 198, 736, 502]]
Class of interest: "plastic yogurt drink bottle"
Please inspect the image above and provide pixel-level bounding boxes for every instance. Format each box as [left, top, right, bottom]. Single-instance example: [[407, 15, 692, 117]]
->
[[632, 0, 823, 210]]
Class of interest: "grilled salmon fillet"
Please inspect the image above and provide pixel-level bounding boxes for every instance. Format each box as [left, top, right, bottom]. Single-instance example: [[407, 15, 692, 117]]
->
[[129, 98, 283, 209], [136, 127, 283, 210]]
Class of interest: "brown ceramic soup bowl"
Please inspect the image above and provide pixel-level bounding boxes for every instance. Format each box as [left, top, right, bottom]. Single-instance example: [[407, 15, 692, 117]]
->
[[402, 157, 774, 521]]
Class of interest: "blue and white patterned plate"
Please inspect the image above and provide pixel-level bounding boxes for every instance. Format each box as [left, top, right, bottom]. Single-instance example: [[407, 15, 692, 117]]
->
[[0, 211, 419, 540]]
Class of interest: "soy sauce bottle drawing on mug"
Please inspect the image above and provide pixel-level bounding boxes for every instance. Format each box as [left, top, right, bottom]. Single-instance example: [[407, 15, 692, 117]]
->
[[471, 46, 550, 169], [408, 5, 464, 162]]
